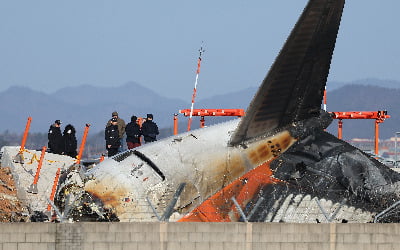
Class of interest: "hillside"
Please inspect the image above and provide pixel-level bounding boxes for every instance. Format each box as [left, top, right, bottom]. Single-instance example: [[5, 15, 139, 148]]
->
[[0, 80, 399, 141], [0, 82, 188, 134], [325, 84, 400, 139]]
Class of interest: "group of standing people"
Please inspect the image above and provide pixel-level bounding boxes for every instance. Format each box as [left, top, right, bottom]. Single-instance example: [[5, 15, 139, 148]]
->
[[47, 120, 78, 158], [47, 112, 159, 158], [105, 111, 159, 157]]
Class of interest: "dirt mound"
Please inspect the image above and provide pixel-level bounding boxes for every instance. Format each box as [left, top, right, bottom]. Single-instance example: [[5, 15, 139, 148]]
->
[[0, 165, 29, 222]]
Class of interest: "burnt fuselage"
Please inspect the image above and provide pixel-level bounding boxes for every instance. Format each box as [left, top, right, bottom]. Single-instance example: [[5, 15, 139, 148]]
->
[[81, 119, 296, 221]]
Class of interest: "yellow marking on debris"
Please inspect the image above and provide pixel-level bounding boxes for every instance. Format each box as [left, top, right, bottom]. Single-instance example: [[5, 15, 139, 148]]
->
[[246, 130, 296, 166]]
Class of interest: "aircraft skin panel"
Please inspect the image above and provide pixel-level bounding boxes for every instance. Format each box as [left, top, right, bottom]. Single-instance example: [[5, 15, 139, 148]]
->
[[229, 0, 345, 146], [81, 120, 296, 221]]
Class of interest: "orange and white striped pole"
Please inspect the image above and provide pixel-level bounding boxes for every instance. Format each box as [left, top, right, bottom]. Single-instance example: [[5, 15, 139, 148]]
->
[[187, 46, 205, 131], [323, 86, 327, 111]]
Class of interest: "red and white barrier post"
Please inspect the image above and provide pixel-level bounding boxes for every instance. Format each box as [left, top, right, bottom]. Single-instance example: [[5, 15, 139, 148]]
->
[[187, 46, 205, 131]]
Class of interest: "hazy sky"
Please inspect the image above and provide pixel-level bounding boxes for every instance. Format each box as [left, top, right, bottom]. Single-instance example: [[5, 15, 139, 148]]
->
[[1, 0, 399, 101]]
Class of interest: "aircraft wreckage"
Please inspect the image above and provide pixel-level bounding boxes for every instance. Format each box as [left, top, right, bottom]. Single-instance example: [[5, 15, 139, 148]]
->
[[54, 0, 400, 223]]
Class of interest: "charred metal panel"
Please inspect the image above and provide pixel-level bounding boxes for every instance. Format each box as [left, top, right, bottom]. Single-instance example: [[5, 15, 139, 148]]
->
[[244, 130, 400, 223], [246, 185, 374, 223], [230, 0, 345, 145]]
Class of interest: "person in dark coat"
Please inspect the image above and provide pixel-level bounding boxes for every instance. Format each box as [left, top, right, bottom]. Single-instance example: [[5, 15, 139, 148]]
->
[[105, 118, 120, 157], [106, 111, 126, 153], [63, 124, 78, 158], [48, 120, 64, 154], [141, 114, 159, 143], [125, 115, 142, 149]]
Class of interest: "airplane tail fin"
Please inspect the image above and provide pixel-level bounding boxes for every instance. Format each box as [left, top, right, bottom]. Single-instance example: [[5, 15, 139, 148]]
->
[[230, 0, 345, 146]]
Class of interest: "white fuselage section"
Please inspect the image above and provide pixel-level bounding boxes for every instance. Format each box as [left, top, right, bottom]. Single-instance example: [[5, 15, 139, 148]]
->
[[84, 119, 296, 221]]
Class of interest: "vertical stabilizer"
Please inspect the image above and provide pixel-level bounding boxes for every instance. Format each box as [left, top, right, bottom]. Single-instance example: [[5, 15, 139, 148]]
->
[[230, 0, 345, 146]]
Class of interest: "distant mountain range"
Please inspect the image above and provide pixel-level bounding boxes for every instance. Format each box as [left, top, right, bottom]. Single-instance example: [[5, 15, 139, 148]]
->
[[0, 82, 188, 135], [328, 78, 400, 91], [0, 78, 399, 139], [325, 83, 400, 140]]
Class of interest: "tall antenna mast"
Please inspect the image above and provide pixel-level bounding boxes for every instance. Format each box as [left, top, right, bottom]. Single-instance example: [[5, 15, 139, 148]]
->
[[187, 45, 205, 131]]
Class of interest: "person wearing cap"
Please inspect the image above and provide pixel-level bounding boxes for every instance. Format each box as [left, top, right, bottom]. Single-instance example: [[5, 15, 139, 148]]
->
[[106, 111, 126, 152], [48, 120, 64, 154], [105, 117, 120, 157], [141, 114, 159, 143], [125, 115, 142, 149]]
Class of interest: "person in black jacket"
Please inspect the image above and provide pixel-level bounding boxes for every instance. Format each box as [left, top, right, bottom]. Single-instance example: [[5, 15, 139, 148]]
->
[[48, 120, 64, 154], [63, 124, 78, 158], [125, 115, 142, 149], [105, 118, 120, 157], [141, 114, 159, 143], [106, 111, 126, 153]]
